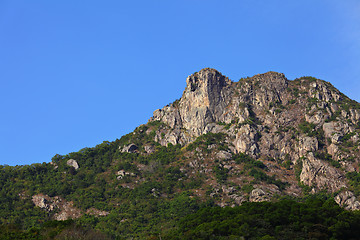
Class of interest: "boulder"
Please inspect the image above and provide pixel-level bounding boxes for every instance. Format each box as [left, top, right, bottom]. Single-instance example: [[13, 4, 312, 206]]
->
[[300, 153, 346, 192], [66, 159, 79, 170], [335, 191, 360, 210], [121, 144, 138, 153], [249, 188, 270, 202]]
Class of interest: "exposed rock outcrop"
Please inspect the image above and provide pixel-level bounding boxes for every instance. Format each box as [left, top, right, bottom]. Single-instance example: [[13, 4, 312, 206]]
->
[[299, 153, 346, 192], [66, 159, 79, 170], [335, 191, 360, 210], [32, 193, 108, 220], [116, 170, 136, 180], [141, 68, 360, 208], [249, 188, 270, 202], [120, 143, 138, 153], [32, 194, 81, 220], [32, 194, 57, 211], [151, 68, 234, 145]]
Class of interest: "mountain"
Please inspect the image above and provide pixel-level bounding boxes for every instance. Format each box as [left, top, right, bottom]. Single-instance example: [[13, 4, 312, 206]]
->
[[1, 68, 360, 239], [148, 68, 360, 205]]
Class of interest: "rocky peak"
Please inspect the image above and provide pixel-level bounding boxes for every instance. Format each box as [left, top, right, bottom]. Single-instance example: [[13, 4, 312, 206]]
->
[[254, 71, 288, 92], [248, 71, 288, 107], [254, 71, 287, 84], [179, 68, 233, 136], [183, 68, 232, 99], [146, 68, 360, 201], [150, 68, 289, 140]]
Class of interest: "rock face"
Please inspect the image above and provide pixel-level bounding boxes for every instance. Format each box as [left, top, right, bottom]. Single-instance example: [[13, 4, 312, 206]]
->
[[299, 153, 346, 192], [116, 169, 136, 180], [151, 68, 233, 142], [178, 68, 233, 136], [144, 68, 360, 207], [32, 194, 56, 211], [32, 193, 108, 220], [249, 188, 270, 202], [32, 194, 81, 220], [120, 144, 138, 153], [335, 191, 360, 210], [66, 159, 79, 170], [298, 137, 318, 157], [150, 69, 291, 150]]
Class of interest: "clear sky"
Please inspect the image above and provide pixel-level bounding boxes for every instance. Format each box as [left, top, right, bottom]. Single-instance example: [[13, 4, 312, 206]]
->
[[1, 1, 359, 166]]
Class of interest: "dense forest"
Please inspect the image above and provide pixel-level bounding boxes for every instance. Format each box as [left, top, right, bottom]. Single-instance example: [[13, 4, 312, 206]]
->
[[2, 194, 360, 239]]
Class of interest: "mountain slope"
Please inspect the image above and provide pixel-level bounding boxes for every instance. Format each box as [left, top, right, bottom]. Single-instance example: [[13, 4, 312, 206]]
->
[[1, 68, 360, 239], [146, 68, 360, 207]]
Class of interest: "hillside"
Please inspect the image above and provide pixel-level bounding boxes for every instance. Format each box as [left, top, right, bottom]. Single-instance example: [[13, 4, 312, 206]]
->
[[1, 68, 360, 239]]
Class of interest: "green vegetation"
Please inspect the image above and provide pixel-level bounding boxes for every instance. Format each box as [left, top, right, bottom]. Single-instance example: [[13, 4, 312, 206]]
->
[[163, 196, 360, 240], [2, 192, 360, 239], [298, 121, 316, 136], [233, 153, 287, 190], [340, 98, 360, 112], [298, 121, 325, 148], [241, 184, 254, 194], [294, 158, 304, 181], [187, 132, 228, 152], [213, 165, 229, 183], [325, 110, 341, 122], [341, 132, 357, 148], [217, 119, 239, 130], [346, 171, 360, 196], [269, 101, 286, 114], [0, 220, 110, 240], [301, 76, 318, 82], [292, 87, 300, 98], [315, 152, 341, 168], [0, 127, 201, 239]]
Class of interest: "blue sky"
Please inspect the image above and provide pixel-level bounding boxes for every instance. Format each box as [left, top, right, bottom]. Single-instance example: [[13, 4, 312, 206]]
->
[[1, 1, 359, 165]]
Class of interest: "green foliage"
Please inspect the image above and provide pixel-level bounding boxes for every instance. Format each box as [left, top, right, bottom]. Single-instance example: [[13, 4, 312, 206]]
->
[[326, 110, 341, 122], [213, 165, 229, 183], [289, 99, 296, 104], [298, 121, 316, 136], [241, 184, 254, 194], [274, 108, 282, 114], [292, 87, 299, 98], [164, 196, 360, 240], [281, 159, 292, 170], [301, 76, 318, 82], [298, 121, 325, 148], [346, 171, 360, 196], [0, 220, 110, 240], [233, 153, 256, 164], [315, 152, 341, 168], [294, 158, 304, 181], [217, 120, 237, 130], [341, 132, 357, 148], [2, 94, 360, 240], [248, 168, 288, 190], [232, 153, 287, 190], [307, 97, 318, 104], [234, 153, 267, 171], [187, 132, 228, 152], [340, 98, 360, 112]]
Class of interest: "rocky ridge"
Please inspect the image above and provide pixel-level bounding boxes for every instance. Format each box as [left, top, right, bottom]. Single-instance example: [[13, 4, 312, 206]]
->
[[145, 68, 360, 209]]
